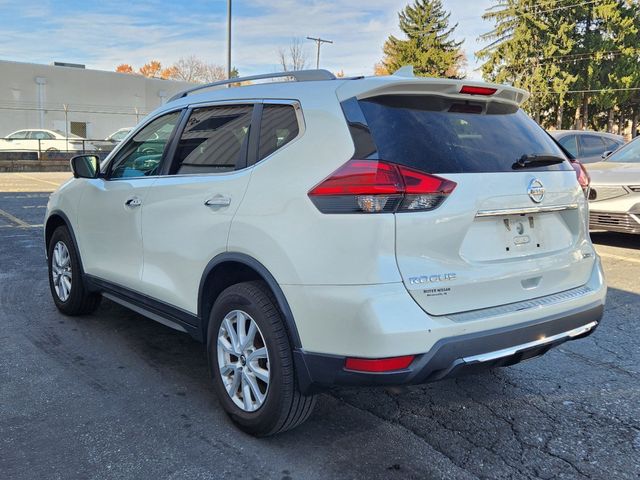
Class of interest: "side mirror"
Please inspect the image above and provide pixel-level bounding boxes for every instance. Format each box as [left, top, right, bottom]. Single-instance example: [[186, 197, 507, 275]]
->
[[70, 154, 100, 179], [601, 150, 613, 159]]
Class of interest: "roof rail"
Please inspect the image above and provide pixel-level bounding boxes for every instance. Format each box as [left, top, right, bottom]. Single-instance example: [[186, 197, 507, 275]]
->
[[168, 69, 337, 102]]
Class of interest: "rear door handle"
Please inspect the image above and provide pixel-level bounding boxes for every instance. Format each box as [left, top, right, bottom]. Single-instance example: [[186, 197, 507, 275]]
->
[[125, 197, 142, 208], [204, 195, 231, 207]]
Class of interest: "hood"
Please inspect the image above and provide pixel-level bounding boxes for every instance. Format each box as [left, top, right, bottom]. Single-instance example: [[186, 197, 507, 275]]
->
[[586, 161, 640, 185]]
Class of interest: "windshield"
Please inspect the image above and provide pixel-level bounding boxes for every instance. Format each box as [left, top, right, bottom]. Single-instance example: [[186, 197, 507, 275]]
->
[[355, 95, 572, 174], [606, 137, 640, 164]]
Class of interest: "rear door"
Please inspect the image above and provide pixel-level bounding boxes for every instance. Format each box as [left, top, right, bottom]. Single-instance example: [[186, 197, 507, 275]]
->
[[139, 103, 256, 314], [355, 94, 594, 316], [578, 134, 608, 163], [6, 130, 30, 151]]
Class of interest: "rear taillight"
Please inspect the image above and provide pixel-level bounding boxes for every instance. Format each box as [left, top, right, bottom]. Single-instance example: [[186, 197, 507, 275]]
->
[[308, 160, 456, 214], [571, 160, 590, 194]]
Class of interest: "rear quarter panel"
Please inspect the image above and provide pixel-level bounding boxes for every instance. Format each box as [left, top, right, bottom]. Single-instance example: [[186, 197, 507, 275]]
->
[[228, 91, 401, 286]]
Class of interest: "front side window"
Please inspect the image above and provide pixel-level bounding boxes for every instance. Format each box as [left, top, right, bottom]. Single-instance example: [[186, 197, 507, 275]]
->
[[579, 135, 606, 157], [172, 105, 253, 175], [109, 111, 181, 179], [29, 131, 53, 140], [257, 104, 300, 162]]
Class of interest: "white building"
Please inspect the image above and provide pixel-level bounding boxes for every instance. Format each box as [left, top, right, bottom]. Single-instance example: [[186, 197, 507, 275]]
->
[[0, 60, 193, 140]]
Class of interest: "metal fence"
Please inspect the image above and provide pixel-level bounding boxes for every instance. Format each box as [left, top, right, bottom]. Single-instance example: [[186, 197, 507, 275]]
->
[[0, 137, 120, 161]]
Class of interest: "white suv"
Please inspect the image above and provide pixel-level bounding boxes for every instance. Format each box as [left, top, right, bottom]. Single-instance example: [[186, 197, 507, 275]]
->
[[45, 69, 607, 436]]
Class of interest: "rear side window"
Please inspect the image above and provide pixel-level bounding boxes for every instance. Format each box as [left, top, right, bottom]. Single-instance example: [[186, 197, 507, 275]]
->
[[8, 131, 29, 139], [603, 137, 622, 151], [173, 105, 253, 175], [558, 135, 578, 157], [579, 135, 606, 157], [353, 95, 571, 173], [257, 104, 299, 162]]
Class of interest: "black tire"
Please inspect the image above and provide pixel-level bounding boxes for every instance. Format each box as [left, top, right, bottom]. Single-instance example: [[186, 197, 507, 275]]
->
[[47, 226, 101, 315], [207, 281, 316, 436]]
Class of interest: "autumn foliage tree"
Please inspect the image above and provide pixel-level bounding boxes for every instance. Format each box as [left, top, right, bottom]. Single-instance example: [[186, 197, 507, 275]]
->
[[115, 57, 236, 83], [115, 64, 133, 74]]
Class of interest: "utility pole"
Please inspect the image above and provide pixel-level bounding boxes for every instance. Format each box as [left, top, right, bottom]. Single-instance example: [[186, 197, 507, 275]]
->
[[306, 36, 333, 69], [226, 0, 232, 80]]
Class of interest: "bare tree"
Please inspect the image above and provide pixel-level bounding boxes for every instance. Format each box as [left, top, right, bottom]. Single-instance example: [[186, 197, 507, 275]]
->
[[170, 56, 205, 82], [278, 38, 308, 72], [115, 56, 234, 84], [200, 63, 227, 83]]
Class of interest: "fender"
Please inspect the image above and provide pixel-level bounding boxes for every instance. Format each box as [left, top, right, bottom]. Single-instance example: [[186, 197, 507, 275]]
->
[[45, 210, 82, 270], [198, 252, 302, 349]]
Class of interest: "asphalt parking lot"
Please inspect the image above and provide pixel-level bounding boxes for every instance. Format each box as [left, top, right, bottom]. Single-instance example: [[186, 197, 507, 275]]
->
[[0, 173, 638, 480]]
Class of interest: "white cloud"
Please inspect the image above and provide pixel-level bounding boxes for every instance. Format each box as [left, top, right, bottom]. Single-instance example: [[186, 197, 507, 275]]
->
[[0, 0, 496, 79]]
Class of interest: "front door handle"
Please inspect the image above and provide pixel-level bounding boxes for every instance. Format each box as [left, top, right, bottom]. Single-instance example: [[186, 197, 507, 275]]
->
[[125, 197, 142, 208], [204, 195, 231, 207]]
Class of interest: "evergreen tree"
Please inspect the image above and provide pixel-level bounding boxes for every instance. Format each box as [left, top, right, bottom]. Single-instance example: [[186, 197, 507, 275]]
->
[[477, 0, 640, 134], [382, 0, 465, 78]]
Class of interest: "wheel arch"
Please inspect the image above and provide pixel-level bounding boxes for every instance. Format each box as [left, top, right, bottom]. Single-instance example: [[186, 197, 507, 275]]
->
[[198, 253, 302, 349], [45, 210, 85, 275]]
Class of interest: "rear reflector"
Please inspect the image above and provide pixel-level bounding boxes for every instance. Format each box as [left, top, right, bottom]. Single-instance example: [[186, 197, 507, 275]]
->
[[460, 85, 498, 96], [345, 355, 415, 373], [308, 160, 456, 214]]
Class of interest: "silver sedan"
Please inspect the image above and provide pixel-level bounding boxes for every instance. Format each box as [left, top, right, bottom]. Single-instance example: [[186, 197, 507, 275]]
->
[[587, 136, 640, 234]]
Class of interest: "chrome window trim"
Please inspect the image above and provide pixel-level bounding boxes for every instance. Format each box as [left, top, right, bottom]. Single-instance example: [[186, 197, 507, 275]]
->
[[101, 99, 305, 181], [165, 98, 305, 177], [476, 203, 579, 218]]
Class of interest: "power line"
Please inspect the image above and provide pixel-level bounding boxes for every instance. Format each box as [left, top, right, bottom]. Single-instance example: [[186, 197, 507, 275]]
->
[[486, 0, 607, 19], [530, 86, 640, 94]]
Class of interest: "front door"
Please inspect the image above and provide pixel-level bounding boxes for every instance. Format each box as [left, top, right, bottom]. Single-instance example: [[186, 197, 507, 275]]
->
[[76, 110, 182, 290]]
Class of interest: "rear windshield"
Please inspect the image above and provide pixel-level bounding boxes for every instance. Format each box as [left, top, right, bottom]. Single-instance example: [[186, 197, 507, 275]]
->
[[355, 95, 571, 174]]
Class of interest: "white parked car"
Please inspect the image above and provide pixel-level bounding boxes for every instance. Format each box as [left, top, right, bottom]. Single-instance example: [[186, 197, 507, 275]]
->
[[92, 128, 135, 151], [105, 127, 133, 142], [587, 136, 640, 234], [0, 129, 93, 152], [44, 69, 606, 436]]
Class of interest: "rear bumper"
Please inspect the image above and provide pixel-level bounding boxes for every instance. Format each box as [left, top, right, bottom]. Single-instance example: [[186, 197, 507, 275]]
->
[[294, 301, 603, 394]]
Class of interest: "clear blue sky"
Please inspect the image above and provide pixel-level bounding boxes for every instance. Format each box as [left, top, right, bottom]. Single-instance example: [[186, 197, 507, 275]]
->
[[0, 0, 494, 78]]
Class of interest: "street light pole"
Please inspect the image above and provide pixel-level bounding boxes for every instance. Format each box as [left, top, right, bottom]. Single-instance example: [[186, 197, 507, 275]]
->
[[226, 0, 232, 80], [306, 36, 333, 69]]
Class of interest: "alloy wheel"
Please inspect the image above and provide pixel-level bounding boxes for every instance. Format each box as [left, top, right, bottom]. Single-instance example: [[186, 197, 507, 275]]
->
[[217, 310, 270, 412], [51, 241, 72, 302]]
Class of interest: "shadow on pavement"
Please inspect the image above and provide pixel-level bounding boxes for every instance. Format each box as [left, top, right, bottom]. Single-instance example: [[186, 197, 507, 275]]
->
[[591, 231, 639, 249]]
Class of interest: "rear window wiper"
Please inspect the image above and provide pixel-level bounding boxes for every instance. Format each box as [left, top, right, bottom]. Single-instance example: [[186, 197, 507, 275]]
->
[[512, 154, 566, 170]]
